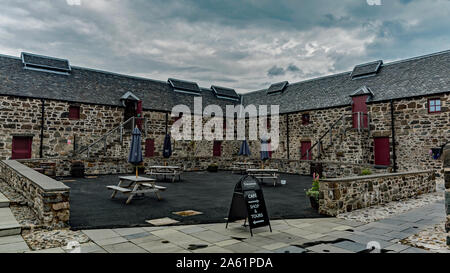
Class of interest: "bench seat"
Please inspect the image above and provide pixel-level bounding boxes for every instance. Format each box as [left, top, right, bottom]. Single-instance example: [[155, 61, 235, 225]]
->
[[106, 186, 131, 193]]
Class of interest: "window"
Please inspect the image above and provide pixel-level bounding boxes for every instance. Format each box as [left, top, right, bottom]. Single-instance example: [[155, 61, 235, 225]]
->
[[213, 141, 222, 157], [69, 106, 80, 120], [11, 136, 32, 159], [300, 141, 312, 160], [428, 99, 441, 113], [302, 113, 310, 125], [266, 117, 271, 129], [145, 139, 155, 157], [352, 96, 368, 128]]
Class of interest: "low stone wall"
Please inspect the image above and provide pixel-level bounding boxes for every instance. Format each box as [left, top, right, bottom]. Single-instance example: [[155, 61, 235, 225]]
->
[[19, 156, 387, 178], [319, 170, 436, 216], [443, 144, 449, 246], [0, 160, 70, 228]]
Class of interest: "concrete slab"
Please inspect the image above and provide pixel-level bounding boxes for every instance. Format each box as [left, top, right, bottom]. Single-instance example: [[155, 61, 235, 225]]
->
[[0, 208, 21, 237], [306, 244, 354, 253], [103, 242, 148, 253], [0, 192, 9, 208]]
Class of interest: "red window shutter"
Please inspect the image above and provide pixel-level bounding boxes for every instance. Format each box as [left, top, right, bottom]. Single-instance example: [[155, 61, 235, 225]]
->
[[374, 137, 390, 166], [213, 141, 222, 157], [145, 139, 155, 157], [352, 96, 368, 128], [69, 106, 80, 120], [301, 141, 312, 160], [12, 136, 32, 159]]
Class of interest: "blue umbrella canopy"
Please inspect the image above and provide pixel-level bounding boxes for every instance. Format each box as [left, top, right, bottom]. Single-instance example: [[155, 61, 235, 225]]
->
[[128, 127, 143, 165], [163, 134, 172, 159], [239, 140, 251, 156], [260, 139, 270, 161]]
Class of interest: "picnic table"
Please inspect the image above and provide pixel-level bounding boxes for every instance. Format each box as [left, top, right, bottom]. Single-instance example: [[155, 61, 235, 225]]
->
[[107, 176, 166, 204], [147, 165, 182, 182], [232, 162, 257, 174], [247, 168, 280, 187]]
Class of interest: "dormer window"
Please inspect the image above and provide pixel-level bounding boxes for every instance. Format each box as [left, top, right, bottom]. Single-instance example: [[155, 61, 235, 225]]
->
[[351, 60, 383, 80]]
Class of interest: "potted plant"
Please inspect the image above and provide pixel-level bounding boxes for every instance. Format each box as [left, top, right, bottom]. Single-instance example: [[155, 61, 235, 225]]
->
[[306, 173, 320, 210], [207, 163, 218, 172]]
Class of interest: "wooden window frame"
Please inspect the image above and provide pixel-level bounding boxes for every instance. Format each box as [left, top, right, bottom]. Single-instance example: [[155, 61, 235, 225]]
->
[[428, 98, 442, 114]]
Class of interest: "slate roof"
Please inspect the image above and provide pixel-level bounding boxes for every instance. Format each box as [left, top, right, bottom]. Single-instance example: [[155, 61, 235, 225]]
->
[[0, 50, 449, 114], [0, 54, 235, 112], [242, 50, 450, 114]]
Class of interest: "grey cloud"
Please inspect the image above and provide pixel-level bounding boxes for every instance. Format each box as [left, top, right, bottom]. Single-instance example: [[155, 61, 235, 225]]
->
[[267, 66, 285, 77], [0, 0, 448, 93]]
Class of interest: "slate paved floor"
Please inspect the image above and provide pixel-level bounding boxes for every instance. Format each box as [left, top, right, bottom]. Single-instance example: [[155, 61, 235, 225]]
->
[[16, 200, 445, 253]]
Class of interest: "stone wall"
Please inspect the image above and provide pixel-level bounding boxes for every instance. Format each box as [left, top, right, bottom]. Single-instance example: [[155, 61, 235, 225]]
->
[[368, 94, 449, 175], [443, 144, 450, 246], [19, 156, 386, 178], [318, 170, 436, 216], [0, 160, 70, 228], [1, 92, 448, 179]]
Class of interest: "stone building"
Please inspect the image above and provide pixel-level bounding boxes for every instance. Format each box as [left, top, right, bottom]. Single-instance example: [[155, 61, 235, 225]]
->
[[0, 50, 448, 177]]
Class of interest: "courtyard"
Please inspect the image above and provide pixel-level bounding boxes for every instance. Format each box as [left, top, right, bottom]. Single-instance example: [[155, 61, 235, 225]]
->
[[65, 172, 324, 230]]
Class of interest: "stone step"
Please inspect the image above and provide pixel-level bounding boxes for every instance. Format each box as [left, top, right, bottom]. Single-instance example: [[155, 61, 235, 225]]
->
[[0, 208, 21, 237], [0, 192, 10, 208]]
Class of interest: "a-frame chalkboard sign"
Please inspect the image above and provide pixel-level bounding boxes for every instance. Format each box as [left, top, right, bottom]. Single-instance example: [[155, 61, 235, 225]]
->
[[226, 175, 272, 236]]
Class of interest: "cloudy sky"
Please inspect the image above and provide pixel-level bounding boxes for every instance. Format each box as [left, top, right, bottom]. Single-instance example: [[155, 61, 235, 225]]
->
[[0, 0, 449, 92]]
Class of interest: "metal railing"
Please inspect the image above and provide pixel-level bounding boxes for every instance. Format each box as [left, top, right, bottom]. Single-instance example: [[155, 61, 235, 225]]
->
[[75, 117, 147, 157], [301, 112, 371, 160]]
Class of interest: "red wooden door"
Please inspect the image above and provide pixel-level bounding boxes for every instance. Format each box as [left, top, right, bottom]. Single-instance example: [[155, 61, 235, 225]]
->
[[12, 136, 32, 159], [145, 139, 154, 157], [352, 96, 368, 128], [300, 141, 312, 160], [374, 137, 390, 166], [213, 141, 222, 157]]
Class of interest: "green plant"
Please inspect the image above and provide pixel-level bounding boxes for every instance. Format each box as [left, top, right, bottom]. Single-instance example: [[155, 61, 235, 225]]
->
[[306, 173, 320, 201], [361, 168, 372, 176]]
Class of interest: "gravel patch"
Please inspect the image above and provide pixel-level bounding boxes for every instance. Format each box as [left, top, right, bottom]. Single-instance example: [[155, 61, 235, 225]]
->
[[401, 222, 450, 253], [336, 191, 444, 223], [10, 205, 42, 228], [22, 228, 91, 251]]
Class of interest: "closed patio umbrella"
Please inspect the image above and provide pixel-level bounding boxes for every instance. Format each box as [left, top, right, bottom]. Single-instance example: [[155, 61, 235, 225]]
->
[[260, 139, 270, 169], [239, 140, 251, 161], [163, 133, 172, 166], [128, 127, 143, 178]]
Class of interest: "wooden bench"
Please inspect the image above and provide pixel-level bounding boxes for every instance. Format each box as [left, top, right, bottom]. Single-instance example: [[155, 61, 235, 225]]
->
[[106, 185, 131, 193], [106, 176, 162, 204], [142, 183, 167, 191], [247, 169, 280, 187], [148, 166, 182, 182]]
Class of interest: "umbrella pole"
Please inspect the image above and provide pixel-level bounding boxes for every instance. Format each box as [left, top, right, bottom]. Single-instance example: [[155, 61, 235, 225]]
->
[[136, 167, 138, 178]]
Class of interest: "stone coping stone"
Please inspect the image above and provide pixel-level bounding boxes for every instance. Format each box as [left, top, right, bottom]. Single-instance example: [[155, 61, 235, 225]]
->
[[321, 170, 433, 183], [2, 160, 69, 192]]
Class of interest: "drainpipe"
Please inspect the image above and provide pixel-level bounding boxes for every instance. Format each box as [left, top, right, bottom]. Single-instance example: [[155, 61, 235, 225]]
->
[[286, 114, 290, 159], [390, 100, 398, 172], [39, 99, 45, 158], [165, 112, 168, 135]]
